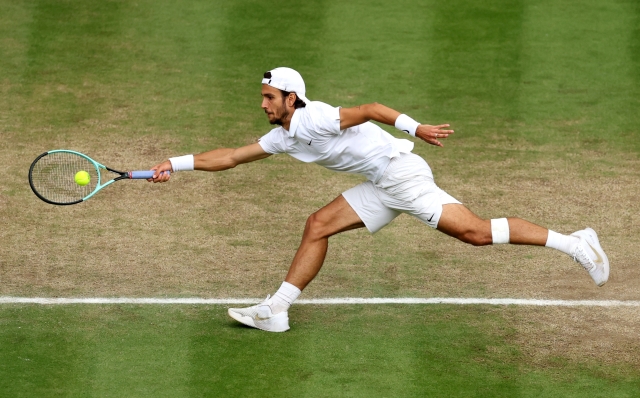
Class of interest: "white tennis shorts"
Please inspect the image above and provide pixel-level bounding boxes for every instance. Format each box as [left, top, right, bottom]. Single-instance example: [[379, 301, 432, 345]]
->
[[342, 153, 460, 233]]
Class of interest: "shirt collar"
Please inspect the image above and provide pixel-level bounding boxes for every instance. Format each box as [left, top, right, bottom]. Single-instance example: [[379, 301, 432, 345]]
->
[[286, 108, 301, 138]]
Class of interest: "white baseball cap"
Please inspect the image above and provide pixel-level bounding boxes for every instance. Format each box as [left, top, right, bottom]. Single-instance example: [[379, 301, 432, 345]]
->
[[261, 67, 310, 104]]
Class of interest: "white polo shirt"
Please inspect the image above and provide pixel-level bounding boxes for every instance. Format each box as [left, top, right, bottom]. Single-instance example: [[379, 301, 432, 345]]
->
[[258, 101, 414, 182]]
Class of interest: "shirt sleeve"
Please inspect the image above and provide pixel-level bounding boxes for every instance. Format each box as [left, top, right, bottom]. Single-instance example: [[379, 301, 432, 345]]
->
[[310, 102, 341, 136], [258, 128, 288, 154]]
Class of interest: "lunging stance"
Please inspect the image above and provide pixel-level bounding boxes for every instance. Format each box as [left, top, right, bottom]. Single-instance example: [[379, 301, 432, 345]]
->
[[150, 67, 609, 332]]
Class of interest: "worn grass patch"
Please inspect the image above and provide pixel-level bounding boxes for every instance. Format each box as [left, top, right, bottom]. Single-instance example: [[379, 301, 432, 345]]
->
[[3, 135, 639, 299], [504, 307, 640, 369]]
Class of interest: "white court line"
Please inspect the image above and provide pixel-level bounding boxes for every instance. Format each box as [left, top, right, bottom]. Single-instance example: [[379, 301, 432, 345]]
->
[[1, 297, 639, 306]]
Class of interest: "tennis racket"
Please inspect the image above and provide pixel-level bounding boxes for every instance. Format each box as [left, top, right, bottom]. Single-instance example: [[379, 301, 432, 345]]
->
[[29, 149, 167, 205]]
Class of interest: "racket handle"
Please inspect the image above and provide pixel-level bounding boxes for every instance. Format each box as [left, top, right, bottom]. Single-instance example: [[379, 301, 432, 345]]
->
[[129, 170, 170, 179]]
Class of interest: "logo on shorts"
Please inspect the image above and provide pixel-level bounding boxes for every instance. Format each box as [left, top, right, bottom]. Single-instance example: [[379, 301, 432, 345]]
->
[[427, 214, 435, 222], [307, 139, 312, 145]]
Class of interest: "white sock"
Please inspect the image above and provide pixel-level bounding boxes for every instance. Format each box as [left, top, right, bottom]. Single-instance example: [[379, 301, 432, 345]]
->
[[270, 281, 301, 314], [545, 230, 579, 256]]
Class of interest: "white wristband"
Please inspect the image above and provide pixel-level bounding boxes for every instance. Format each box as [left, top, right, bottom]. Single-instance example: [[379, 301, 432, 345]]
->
[[169, 154, 194, 172], [394, 114, 420, 137]]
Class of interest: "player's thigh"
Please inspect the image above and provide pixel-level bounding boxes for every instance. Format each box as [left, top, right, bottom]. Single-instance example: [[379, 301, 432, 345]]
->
[[308, 194, 366, 238]]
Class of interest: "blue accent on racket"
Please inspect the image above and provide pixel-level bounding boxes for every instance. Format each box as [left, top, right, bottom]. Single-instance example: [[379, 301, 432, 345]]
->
[[28, 150, 168, 205], [128, 170, 157, 179]]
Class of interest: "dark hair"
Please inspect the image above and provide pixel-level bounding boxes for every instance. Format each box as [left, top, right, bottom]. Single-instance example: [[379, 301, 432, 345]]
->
[[263, 71, 307, 109], [281, 90, 307, 109]]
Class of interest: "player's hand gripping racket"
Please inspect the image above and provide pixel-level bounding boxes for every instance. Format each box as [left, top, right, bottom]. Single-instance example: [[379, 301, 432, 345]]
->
[[28, 150, 168, 205]]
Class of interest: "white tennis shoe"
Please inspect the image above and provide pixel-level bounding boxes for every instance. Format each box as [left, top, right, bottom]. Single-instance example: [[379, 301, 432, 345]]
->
[[228, 295, 290, 332], [570, 228, 609, 286]]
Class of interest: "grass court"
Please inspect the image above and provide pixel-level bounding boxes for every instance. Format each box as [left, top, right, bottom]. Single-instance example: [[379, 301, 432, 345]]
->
[[1, 0, 640, 396]]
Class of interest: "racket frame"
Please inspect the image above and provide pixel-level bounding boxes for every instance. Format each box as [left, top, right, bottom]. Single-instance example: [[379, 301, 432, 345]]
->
[[29, 149, 156, 205]]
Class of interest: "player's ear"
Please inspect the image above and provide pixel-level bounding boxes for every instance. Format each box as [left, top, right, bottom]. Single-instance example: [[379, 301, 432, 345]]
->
[[286, 92, 297, 108]]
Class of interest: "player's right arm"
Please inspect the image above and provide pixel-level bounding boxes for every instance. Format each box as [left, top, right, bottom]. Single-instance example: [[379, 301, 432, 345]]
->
[[150, 142, 271, 182], [195, 142, 271, 171]]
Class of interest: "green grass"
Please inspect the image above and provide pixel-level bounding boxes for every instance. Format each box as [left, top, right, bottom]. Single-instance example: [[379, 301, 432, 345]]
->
[[2, 305, 638, 398], [4, 0, 639, 149]]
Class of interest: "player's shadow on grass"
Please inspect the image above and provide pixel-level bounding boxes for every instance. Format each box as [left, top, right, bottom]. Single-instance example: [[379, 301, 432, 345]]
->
[[228, 321, 256, 331]]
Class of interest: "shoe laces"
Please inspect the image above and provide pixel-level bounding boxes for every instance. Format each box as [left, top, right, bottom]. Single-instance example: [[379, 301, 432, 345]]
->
[[572, 243, 595, 272]]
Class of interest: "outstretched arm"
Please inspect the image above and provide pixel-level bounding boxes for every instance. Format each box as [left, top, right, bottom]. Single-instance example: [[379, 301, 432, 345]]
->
[[150, 142, 271, 182], [339, 103, 453, 147]]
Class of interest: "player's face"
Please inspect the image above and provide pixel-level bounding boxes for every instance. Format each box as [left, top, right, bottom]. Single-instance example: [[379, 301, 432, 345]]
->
[[261, 84, 291, 126]]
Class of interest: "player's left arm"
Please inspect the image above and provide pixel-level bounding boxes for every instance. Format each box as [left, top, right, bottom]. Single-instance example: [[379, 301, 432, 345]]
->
[[339, 103, 453, 147]]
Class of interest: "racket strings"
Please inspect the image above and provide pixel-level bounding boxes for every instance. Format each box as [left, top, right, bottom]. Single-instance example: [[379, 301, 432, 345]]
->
[[30, 153, 99, 204]]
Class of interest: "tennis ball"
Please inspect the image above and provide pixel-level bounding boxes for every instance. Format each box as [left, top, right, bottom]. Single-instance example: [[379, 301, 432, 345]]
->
[[74, 170, 90, 186]]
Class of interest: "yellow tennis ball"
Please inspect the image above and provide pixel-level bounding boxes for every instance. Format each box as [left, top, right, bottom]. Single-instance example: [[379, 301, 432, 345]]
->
[[74, 170, 90, 186]]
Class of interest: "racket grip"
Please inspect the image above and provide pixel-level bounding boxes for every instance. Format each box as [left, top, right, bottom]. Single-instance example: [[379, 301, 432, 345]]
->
[[129, 170, 170, 179]]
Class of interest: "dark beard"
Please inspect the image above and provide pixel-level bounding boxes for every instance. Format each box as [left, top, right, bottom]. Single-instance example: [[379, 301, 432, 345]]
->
[[270, 99, 290, 126]]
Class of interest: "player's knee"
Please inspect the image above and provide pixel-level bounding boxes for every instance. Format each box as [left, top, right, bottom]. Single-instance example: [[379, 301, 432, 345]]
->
[[304, 212, 329, 240], [465, 231, 493, 246], [459, 223, 493, 246]]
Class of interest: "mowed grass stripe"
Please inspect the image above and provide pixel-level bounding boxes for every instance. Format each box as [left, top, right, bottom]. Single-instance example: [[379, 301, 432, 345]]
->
[[2, 305, 639, 398], [1, 297, 640, 306]]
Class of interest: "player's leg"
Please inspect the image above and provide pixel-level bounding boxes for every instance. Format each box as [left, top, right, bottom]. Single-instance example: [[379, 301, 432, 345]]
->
[[273, 182, 398, 304], [228, 194, 367, 332], [284, 194, 366, 290], [376, 153, 608, 286], [436, 203, 609, 286], [435, 203, 548, 246]]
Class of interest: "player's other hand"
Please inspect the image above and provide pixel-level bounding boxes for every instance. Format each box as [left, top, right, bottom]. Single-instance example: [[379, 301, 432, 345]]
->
[[149, 160, 173, 183], [415, 124, 454, 147]]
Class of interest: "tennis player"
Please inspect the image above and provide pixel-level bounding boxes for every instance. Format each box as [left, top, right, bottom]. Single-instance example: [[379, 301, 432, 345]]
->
[[150, 67, 609, 332]]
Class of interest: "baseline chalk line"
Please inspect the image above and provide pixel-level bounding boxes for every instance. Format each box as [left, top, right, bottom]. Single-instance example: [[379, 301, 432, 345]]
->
[[1, 297, 639, 307]]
